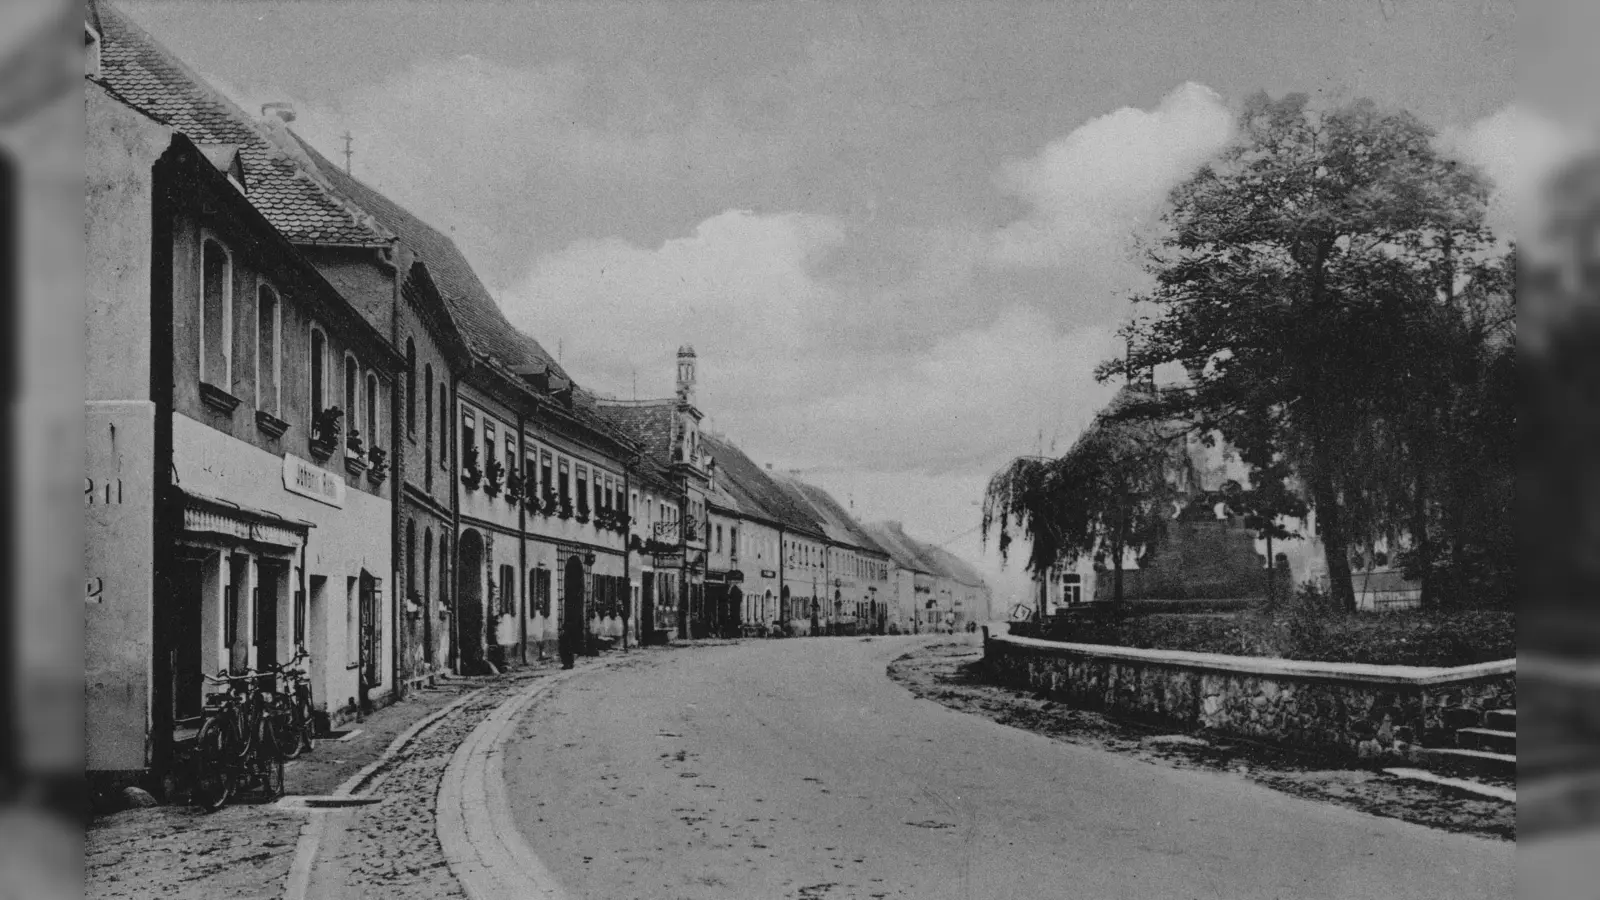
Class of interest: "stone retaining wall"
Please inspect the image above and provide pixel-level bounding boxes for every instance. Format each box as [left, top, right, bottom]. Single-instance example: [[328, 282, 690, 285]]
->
[[982, 627, 1515, 761]]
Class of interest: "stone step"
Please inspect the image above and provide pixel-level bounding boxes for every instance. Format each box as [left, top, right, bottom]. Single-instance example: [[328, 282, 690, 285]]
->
[[1416, 746, 1518, 779], [1458, 726, 1517, 755], [1484, 709, 1516, 732]]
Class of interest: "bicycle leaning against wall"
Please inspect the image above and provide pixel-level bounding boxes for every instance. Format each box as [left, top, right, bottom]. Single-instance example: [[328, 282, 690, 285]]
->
[[262, 647, 316, 760], [191, 667, 286, 810]]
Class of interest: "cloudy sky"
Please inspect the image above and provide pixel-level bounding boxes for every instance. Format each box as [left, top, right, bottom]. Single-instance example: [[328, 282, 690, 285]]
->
[[124, 0, 1532, 610]]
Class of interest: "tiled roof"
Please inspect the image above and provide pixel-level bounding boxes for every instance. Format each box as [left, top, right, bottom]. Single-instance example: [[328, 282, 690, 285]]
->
[[94, 1, 389, 247], [289, 134, 569, 383], [861, 520, 987, 587], [920, 543, 988, 589], [860, 522, 937, 573], [590, 401, 676, 471], [773, 476, 889, 559], [699, 433, 826, 539]]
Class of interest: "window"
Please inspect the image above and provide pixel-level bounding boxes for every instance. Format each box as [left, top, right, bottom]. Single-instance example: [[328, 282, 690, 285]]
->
[[309, 327, 327, 416], [576, 466, 589, 515], [506, 435, 516, 479], [462, 410, 476, 475], [405, 339, 417, 436], [255, 284, 280, 413], [499, 564, 516, 615], [484, 420, 496, 466], [630, 491, 638, 517], [525, 452, 537, 493], [346, 576, 360, 663], [344, 355, 359, 438], [604, 476, 614, 511], [439, 383, 449, 471], [541, 452, 553, 497], [558, 458, 571, 505], [365, 372, 379, 447], [716, 525, 723, 554], [200, 237, 232, 388], [423, 364, 434, 482]]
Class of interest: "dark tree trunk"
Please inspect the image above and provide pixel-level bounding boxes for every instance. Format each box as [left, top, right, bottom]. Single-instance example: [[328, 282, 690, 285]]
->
[[1309, 467, 1357, 612], [1411, 465, 1433, 610]]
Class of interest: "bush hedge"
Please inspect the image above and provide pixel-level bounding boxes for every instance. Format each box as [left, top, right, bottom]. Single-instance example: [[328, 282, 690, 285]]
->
[[1039, 602, 1514, 668]]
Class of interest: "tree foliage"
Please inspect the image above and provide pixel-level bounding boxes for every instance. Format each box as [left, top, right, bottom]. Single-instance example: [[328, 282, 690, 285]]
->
[[982, 386, 1184, 606], [1097, 93, 1511, 611]]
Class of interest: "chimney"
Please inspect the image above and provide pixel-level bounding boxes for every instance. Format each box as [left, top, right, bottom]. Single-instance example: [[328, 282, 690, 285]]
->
[[260, 102, 296, 124]]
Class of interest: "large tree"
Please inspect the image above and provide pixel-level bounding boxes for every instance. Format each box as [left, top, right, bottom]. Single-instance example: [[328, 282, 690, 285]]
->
[[1101, 93, 1500, 611]]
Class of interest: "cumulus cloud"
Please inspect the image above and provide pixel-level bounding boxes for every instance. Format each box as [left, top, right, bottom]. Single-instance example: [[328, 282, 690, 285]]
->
[[507, 210, 1121, 479], [208, 55, 797, 290], [987, 82, 1236, 268], [1438, 103, 1594, 239]]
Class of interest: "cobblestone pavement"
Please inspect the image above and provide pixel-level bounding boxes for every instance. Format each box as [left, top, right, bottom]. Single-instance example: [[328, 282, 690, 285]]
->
[[302, 670, 557, 899], [85, 665, 555, 900]]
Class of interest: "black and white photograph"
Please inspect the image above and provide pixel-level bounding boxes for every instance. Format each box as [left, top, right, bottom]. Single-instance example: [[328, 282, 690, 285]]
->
[[1, 0, 1592, 895]]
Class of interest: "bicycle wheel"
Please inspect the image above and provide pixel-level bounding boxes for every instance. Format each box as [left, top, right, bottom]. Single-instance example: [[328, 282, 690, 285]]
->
[[192, 718, 234, 811], [255, 717, 286, 799], [292, 695, 316, 756], [271, 697, 302, 760]]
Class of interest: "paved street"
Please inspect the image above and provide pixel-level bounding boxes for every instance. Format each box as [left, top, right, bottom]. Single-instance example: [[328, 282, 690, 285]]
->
[[505, 635, 1512, 900]]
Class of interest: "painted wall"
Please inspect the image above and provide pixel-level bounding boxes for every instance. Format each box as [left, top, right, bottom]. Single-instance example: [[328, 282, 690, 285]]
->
[[85, 85, 167, 772], [173, 413, 393, 715]]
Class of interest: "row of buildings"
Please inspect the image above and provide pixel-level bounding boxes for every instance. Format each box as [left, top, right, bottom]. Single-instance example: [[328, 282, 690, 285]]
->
[[84, 1, 988, 790]]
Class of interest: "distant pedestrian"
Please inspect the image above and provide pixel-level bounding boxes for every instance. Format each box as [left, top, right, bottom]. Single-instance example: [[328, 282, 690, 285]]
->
[[558, 630, 575, 669]]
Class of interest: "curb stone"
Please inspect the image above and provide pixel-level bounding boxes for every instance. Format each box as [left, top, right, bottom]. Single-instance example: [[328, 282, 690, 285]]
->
[[437, 660, 629, 900], [282, 683, 492, 900]]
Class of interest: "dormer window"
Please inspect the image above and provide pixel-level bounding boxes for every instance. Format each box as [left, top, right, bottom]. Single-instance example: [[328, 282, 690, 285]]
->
[[85, 21, 102, 78]]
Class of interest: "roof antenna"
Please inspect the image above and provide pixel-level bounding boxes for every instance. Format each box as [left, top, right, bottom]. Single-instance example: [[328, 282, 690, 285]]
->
[[341, 131, 354, 174]]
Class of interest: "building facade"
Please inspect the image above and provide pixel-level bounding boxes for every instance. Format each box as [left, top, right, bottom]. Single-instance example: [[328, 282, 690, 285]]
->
[[87, 75, 404, 782]]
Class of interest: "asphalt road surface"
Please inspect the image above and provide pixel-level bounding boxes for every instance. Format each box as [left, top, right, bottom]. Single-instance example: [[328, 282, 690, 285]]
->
[[504, 636, 1512, 899]]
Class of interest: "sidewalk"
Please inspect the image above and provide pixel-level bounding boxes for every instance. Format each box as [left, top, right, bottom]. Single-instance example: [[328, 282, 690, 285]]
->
[[85, 664, 555, 900]]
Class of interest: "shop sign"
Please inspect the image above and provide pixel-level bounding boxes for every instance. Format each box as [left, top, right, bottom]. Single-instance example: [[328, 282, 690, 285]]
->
[[283, 453, 345, 508], [760, 569, 776, 578]]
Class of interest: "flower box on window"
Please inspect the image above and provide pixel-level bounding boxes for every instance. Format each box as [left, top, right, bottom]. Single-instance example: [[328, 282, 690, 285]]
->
[[310, 406, 343, 460], [483, 458, 504, 497], [461, 444, 482, 491], [505, 469, 524, 504], [255, 409, 290, 439], [199, 381, 241, 415], [344, 428, 368, 475], [367, 445, 389, 484]]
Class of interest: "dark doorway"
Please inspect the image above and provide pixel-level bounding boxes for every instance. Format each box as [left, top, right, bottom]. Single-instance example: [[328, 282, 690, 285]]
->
[[563, 556, 586, 655], [457, 530, 485, 673], [256, 560, 286, 674], [726, 587, 743, 639], [172, 557, 205, 721], [640, 571, 656, 644], [358, 570, 379, 708]]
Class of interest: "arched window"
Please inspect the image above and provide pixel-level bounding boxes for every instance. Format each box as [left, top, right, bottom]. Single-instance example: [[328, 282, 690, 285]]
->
[[405, 338, 417, 436], [256, 284, 280, 413], [407, 519, 417, 598], [438, 383, 449, 471], [344, 354, 360, 437], [200, 237, 232, 387], [309, 326, 327, 417], [423, 363, 434, 477], [365, 371, 379, 448]]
